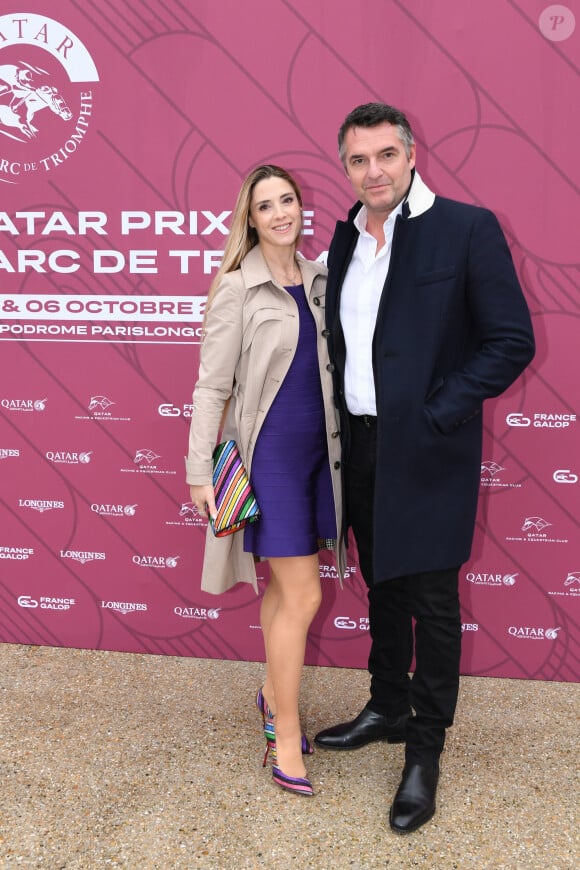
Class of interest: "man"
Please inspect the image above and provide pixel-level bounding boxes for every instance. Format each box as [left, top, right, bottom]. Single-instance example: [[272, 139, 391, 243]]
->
[[314, 103, 535, 833]]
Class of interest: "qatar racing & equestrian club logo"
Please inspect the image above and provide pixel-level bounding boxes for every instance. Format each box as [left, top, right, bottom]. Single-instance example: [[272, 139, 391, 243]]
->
[[0, 13, 99, 184]]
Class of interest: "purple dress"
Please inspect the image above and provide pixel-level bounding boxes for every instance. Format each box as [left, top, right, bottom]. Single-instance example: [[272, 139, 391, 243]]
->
[[243, 284, 336, 558]]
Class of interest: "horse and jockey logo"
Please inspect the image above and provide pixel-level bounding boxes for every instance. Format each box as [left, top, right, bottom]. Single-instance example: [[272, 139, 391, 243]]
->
[[0, 62, 73, 141], [0, 14, 99, 183]]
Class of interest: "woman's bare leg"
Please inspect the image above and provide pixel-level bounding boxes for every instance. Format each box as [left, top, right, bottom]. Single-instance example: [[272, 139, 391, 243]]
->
[[259, 553, 321, 778]]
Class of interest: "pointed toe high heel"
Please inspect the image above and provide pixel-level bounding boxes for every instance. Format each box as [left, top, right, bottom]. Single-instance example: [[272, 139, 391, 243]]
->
[[272, 765, 314, 797], [256, 690, 313, 795]]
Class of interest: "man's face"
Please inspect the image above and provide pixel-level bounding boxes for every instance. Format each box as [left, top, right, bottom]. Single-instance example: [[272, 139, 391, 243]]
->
[[342, 121, 416, 218]]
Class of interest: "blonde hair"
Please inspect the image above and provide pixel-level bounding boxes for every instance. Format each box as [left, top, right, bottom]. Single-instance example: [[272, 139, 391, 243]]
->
[[205, 165, 303, 314]]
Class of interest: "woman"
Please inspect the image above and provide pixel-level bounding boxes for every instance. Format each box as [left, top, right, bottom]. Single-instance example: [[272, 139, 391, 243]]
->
[[186, 165, 345, 797]]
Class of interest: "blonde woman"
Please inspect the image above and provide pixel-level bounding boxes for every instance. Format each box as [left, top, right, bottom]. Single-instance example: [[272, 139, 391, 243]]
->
[[186, 165, 345, 796]]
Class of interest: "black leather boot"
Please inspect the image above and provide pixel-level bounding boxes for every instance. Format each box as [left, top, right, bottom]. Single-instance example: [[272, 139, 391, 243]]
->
[[389, 762, 439, 833]]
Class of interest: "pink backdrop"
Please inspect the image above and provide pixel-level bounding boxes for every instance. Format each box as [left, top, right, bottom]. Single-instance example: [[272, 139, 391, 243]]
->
[[0, 0, 578, 681]]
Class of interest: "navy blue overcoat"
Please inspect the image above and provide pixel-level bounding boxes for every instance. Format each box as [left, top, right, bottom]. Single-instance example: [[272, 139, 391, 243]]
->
[[325, 173, 535, 583]]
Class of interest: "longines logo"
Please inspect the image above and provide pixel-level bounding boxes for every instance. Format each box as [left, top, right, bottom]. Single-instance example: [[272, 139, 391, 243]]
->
[[158, 402, 193, 419], [75, 395, 130, 422], [465, 571, 517, 587], [46, 449, 92, 464], [19, 498, 64, 512], [0, 13, 99, 184], [101, 600, 147, 615], [480, 461, 521, 489], [506, 412, 577, 429], [0, 448, 19, 458], [1, 397, 46, 411], [91, 503, 137, 518], [174, 606, 220, 620], [505, 516, 568, 545], [60, 549, 105, 564], [508, 626, 561, 640]]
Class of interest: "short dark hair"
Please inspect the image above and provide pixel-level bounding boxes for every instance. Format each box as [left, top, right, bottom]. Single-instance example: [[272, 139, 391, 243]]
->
[[338, 102, 415, 164]]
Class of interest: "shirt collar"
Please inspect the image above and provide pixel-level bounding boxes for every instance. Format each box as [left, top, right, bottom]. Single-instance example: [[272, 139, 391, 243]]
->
[[353, 199, 404, 237]]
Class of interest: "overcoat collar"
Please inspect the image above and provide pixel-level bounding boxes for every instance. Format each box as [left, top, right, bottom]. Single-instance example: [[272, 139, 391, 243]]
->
[[240, 243, 326, 294], [345, 170, 436, 225]]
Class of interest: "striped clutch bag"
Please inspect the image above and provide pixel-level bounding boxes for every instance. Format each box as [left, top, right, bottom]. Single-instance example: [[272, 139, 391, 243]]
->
[[210, 440, 260, 537]]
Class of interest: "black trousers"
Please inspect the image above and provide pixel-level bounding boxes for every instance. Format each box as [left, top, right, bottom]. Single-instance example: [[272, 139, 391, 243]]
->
[[346, 414, 462, 764]]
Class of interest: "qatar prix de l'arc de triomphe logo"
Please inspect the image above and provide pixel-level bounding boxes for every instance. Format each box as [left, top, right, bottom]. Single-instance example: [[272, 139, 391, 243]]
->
[[0, 13, 99, 184]]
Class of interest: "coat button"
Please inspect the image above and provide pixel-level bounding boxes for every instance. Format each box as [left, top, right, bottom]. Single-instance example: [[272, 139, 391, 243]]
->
[[326, 363, 335, 372], [322, 328, 330, 337], [331, 431, 340, 438], [313, 297, 320, 306], [333, 461, 341, 469]]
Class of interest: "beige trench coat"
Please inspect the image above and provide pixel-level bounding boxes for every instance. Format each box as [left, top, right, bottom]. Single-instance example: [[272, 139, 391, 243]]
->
[[185, 245, 346, 594]]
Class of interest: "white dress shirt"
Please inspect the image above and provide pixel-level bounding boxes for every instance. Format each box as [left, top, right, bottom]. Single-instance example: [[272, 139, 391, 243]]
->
[[340, 202, 403, 415]]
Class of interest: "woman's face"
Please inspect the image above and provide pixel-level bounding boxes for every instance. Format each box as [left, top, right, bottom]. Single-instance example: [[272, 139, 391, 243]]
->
[[249, 176, 302, 254]]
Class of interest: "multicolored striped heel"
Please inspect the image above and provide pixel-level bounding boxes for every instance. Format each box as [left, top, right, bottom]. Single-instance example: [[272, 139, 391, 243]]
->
[[263, 715, 277, 767], [255, 688, 272, 724], [255, 688, 314, 764], [256, 688, 276, 766], [272, 766, 314, 797]]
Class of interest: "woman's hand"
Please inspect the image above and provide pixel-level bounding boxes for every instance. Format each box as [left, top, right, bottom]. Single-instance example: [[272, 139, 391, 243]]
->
[[189, 484, 217, 521]]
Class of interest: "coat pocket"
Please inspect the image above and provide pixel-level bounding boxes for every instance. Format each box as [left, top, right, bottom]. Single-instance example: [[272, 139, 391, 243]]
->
[[415, 266, 456, 285], [241, 306, 283, 353]]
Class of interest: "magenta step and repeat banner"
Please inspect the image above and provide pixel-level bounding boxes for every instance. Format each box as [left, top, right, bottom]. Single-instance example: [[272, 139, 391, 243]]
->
[[0, 1, 578, 681]]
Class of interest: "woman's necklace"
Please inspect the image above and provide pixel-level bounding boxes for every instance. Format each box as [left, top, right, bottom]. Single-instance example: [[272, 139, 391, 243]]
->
[[267, 256, 301, 286]]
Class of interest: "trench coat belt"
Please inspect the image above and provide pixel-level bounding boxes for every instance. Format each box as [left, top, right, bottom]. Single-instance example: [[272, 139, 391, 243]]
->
[[348, 412, 377, 428]]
